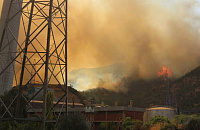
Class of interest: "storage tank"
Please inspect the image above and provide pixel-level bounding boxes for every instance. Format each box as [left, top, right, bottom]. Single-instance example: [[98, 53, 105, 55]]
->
[[0, 0, 22, 95], [144, 106, 176, 122]]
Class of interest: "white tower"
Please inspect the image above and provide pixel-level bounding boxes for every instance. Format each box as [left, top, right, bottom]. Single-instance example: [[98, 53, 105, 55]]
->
[[0, 0, 22, 95]]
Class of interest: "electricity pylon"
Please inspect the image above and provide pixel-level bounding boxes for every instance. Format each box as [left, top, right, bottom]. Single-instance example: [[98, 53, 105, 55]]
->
[[0, 0, 68, 128]]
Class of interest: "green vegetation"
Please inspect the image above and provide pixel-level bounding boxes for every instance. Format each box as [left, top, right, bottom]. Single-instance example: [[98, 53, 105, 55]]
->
[[144, 115, 200, 130], [122, 117, 143, 130], [58, 112, 89, 130], [144, 116, 176, 130], [81, 78, 168, 107], [69, 86, 85, 105], [1, 113, 200, 130], [0, 112, 89, 130], [99, 122, 116, 130], [81, 70, 200, 112], [0, 86, 28, 118], [148, 116, 171, 126], [0, 121, 41, 130], [46, 91, 54, 119], [98, 115, 200, 130], [172, 114, 200, 130]]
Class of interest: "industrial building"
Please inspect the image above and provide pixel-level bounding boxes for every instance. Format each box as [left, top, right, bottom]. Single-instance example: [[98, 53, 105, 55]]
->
[[28, 101, 146, 130], [85, 106, 145, 130], [20, 83, 178, 130], [144, 106, 176, 122]]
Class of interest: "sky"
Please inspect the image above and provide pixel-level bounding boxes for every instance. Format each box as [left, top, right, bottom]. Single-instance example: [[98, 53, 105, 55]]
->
[[67, 0, 200, 75], [0, 0, 2, 15], [0, 0, 200, 90]]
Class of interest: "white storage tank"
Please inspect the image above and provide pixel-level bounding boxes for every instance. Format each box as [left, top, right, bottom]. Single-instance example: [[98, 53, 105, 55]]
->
[[144, 106, 176, 122], [0, 0, 22, 95]]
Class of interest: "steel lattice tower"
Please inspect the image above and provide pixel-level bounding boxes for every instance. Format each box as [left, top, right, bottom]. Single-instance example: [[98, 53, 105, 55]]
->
[[0, 0, 68, 128]]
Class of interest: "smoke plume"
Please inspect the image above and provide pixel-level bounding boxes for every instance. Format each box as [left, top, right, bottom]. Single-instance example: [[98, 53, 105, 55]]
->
[[0, 0, 200, 90], [67, 0, 200, 90], [68, 0, 200, 80]]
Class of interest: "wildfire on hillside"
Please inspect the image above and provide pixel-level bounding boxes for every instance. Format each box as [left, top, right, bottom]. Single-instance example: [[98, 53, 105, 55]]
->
[[158, 67, 172, 78]]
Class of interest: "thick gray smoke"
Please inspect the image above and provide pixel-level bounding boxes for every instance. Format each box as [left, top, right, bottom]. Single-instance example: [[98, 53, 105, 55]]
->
[[0, 0, 200, 90], [68, 0, 200, 90]]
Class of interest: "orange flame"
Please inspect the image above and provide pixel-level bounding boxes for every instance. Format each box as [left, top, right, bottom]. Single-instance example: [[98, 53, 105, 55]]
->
[[158, 67, 172, 77]]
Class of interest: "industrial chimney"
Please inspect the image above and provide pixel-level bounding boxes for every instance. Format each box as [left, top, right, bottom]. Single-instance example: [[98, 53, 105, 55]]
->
[[129, 100, 133, 107], [0, 0, 22, 95], [115, 101, 118, 106]]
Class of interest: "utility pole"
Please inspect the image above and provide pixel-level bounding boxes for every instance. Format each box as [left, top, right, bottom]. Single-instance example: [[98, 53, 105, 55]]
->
[[165, 71, 171, 106], [65, 0, 68, 116], [43, 0, 53, 127]]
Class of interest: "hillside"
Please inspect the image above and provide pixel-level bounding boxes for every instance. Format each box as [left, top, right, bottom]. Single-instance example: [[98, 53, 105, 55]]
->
[[30, 84, 88, 105], [171, 66, 200, 112], [81, 78, 169, 107], [81, 66, 200, 112]]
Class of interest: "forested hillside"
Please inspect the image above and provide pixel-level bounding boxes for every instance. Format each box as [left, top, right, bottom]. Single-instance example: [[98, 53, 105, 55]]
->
[[81, 66, 200, 112]]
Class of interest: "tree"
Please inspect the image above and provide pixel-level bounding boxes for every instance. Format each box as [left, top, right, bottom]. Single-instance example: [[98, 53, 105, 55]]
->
[[122, 117, 143, 130], [149, 116, 170, 126], [161, 123, 177, 130], [184, 118, 200, 130], [172, 114, 191, 125], [172, 114, 200, 129], [46, 91, 54, 119], [58, 112, 89, 130], [143, 122, 151, 130], [0, 121, 16, 130], [0, 121, 41, 130], [145, 116, 172, 130], [99, 122, 116, 130], [174, 114, 200, 130], [0, 86, 27, 118]]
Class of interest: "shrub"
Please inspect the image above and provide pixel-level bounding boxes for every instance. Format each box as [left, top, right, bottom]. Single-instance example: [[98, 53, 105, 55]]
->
[[58, 112, 89, 130]]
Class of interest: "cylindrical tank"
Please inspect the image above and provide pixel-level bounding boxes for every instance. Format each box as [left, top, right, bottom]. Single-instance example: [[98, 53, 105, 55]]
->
[[144, 106, 176, 122], [0, 0, 22, 95]]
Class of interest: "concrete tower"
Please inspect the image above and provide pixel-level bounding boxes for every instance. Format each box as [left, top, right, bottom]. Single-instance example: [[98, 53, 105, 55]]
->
[[0, 0, 22, 95]]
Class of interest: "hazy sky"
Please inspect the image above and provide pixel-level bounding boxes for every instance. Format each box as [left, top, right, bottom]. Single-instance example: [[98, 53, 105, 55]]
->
[[0, 0, 200, 90], [0, 0, 2, 16], [67, 0, 200, 76]]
